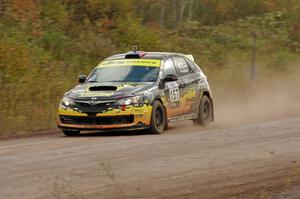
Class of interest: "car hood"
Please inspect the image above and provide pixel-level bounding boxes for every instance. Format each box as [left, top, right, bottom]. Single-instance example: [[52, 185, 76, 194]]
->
[[65, 82, 155, 100]]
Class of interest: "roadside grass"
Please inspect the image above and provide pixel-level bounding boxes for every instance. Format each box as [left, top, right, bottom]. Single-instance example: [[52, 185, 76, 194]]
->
[[1, 11, 300, 136]]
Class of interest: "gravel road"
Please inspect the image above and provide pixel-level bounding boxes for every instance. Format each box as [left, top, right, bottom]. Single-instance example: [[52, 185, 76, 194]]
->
[[1, 118, 300, 199]]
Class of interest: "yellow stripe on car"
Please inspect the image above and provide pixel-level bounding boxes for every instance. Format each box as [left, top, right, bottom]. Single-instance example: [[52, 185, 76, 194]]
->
[[98, 59, 161, 68], [58, 108, 88, 116]]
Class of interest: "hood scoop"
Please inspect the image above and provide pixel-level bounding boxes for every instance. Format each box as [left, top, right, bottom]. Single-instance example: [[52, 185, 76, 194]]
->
[[89, 86, 118, 91]]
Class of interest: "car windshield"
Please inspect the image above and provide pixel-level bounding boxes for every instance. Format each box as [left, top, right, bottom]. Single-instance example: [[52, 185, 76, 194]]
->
[[87, 59, 161, 83]]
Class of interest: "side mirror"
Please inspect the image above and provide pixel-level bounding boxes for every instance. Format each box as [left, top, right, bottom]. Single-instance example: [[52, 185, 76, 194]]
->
[[78, 75, 87, 83], [163, 74, 178, 82]]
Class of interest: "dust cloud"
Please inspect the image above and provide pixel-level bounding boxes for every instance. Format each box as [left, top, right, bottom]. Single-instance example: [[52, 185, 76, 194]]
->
[[213, 66, 300, 127]]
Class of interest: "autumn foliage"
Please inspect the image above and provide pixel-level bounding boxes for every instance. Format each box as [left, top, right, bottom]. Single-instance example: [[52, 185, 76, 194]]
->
[[0, 0, 300, 135]]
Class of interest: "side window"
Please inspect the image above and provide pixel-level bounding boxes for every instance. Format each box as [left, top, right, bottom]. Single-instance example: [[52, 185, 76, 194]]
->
[[173, 56, 192, 76], [163, 58, 177, 77], [184, 58, 202, 73]]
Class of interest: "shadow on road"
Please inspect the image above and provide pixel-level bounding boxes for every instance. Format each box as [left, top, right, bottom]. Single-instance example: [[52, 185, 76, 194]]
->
[[66, 126, 179, 137], [76, 130, 151, 137]]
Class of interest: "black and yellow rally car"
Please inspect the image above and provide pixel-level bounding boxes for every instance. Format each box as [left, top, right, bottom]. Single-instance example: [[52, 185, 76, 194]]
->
[[58, 51, 214, 136]]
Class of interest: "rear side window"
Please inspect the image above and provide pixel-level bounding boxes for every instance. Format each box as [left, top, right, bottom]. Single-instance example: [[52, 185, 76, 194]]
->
[[184, 58, 202, 73], [163, 58, 177, 77], [173, 56, 192, 76]]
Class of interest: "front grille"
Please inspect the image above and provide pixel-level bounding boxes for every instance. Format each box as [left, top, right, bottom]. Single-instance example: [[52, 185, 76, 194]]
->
[[75, 102, 107, 109], [60, 115, 134, 125], [73, 100, 114, 112]]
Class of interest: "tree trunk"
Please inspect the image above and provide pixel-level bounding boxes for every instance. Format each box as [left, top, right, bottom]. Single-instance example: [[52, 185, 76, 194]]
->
[[160, 0, 165, 29], [188, 0, 194, 21], [140, 1, 146, 24], [179, 0, 188, 24], [0, 0, 6, 17], [172, 0, 177, 29]]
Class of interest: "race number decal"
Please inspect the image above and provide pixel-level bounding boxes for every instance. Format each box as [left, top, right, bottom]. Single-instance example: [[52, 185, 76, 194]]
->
[[165, 82, 180, 103], [169, 87, 180, 102]]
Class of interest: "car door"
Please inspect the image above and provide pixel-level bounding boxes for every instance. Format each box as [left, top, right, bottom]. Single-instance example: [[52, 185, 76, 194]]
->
[[162, 58, 183, 118], [172, 56, 197, 115]]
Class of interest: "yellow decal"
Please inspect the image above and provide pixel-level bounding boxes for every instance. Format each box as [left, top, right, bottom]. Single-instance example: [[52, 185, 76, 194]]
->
[[80, 91, 114, 97], [98, 59, 161, 68], [58, 108, 88, 116]]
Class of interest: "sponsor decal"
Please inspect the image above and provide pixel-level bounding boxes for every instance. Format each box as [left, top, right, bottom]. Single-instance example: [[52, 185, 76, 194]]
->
[[98, 59, 161, 68]]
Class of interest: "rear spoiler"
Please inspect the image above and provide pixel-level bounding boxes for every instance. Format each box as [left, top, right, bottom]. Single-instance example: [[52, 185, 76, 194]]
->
[[184, 54, 194, 62]]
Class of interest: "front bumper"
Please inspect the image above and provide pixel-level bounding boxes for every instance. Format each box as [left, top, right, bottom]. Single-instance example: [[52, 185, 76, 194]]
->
[[57, 105, 152, 131]]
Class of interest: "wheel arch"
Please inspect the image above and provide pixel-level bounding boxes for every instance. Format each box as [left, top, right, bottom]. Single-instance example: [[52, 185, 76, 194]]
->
[[152, 95, 169, 122]]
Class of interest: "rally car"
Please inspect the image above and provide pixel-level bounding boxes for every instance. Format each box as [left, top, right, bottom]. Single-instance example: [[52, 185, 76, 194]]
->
[[57, 51, 214, 136]]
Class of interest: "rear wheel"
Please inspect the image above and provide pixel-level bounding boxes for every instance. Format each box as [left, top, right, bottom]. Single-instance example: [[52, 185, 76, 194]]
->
[[62, 129, 80, 136], [193, 95, 212, 126], [148, 100, 166, 134]]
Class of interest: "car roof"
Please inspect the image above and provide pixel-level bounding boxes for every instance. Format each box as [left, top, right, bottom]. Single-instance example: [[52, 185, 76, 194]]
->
[[105, 52, 186, 61]]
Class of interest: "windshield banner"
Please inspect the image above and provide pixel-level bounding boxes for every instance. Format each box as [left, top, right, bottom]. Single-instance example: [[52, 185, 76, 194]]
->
[[98, 59, 161, 68]]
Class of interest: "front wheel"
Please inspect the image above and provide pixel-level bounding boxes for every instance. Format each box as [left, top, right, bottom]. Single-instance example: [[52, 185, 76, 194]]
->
[[193, 95, 213, 126], [148, 100, 166, 134], [62, 129, 80, 136]]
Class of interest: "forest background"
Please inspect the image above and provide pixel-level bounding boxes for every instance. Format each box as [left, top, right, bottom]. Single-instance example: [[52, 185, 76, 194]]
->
[[1, 0, 300, 135]]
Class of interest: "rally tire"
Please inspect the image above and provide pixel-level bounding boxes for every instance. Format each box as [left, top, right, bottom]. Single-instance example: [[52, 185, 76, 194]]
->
[[164, 107, 169, 130], [62, 130, 80, 136], [148, 100, 166, 134], [193, 95, 212, 126]]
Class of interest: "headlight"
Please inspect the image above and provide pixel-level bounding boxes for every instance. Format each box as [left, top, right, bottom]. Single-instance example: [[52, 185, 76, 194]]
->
[[115, 96, 141, 106], [62, 97, 75, 106]]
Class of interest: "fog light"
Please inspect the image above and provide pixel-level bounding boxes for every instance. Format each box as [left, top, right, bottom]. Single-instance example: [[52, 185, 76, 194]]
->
[[137, 122, 144, 126]]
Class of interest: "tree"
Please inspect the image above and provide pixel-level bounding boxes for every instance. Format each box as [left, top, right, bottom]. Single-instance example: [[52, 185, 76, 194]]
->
[[160, 0, 165, 29], [188, 0, 194, 20]]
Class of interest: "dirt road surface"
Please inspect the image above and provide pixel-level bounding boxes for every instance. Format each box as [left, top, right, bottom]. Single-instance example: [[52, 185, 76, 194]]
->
[[1, 118, 300, 199]]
